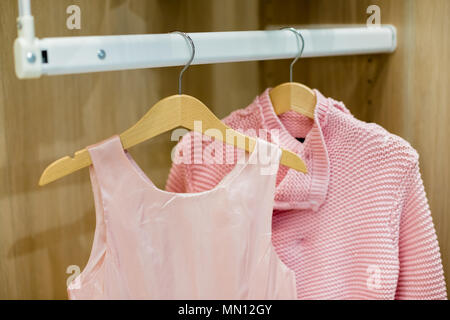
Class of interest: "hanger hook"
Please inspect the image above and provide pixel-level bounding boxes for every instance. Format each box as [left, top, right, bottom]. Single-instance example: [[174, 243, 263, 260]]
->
[[282, 27, 305, 83], [172, 31, 195, 95]]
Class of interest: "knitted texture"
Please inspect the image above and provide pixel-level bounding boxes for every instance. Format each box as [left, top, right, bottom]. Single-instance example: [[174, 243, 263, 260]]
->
[[165, 89, 447, 300]]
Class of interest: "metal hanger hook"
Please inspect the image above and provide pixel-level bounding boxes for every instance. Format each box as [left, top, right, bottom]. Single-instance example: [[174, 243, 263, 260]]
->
[[282, 27, 305, 82], [172, 31, 196, 95]]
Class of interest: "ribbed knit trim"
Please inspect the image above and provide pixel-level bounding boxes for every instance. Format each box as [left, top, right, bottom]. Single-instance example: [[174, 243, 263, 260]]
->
[[256, 89, 330, 212]]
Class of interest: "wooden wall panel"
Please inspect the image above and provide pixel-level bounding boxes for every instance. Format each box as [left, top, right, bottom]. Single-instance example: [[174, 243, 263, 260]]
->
[[261, 0, 449, 291], [0, 0, 260, 299]]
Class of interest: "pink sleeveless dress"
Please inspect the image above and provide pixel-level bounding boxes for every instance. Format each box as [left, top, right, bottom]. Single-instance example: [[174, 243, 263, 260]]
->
[[68, 135, 297, 299]]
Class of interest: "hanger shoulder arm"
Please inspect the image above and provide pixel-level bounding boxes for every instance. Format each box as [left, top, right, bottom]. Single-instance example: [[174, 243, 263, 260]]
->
[[179, 95, 308, 173], [40, 96, 182, 186], [194, 114, 308, 173], [270, 82, 316, 119], [280, 149, 307, 173], [121, 95, 182, 149], [39, 148, 92, 186]]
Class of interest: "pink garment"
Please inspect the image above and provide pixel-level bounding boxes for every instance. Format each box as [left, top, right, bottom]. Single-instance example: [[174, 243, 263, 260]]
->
[[166, 89, 447, 300], [68, 135, 297, 299]]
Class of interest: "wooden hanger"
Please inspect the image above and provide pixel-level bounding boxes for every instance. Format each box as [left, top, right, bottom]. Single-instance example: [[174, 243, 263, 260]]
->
[[39, 95, 307, 186], [269, 28, 316, 119], [39, 32, 307, 186], [270, 82, 316, 118]]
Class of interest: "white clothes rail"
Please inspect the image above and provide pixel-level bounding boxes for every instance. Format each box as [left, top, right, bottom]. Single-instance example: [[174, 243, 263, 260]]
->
[[18, 0, 31, 16], [14, 0, 397, 79]]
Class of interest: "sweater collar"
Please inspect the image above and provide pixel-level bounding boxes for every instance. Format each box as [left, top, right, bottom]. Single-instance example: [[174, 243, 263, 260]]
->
[[256, 88, 330, 212]]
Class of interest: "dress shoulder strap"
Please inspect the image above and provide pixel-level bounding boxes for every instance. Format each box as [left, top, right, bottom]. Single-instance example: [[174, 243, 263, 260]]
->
[[87, 135, 128, 189]]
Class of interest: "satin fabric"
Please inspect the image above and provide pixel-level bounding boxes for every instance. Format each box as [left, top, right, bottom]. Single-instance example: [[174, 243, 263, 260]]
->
[[68, 135, 297, 299]]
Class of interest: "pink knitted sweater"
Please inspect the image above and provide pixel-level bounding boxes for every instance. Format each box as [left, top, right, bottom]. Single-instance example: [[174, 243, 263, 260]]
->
[[165, 89, 447, 300]]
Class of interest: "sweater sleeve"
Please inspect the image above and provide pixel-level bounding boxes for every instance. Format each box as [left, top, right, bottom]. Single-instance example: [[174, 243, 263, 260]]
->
[[395, 162, 447, 300], [165, 160, 188, 193]]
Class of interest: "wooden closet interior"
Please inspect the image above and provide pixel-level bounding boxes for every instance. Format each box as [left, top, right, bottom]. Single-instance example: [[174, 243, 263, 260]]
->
[[0, 0, 448, 298]]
